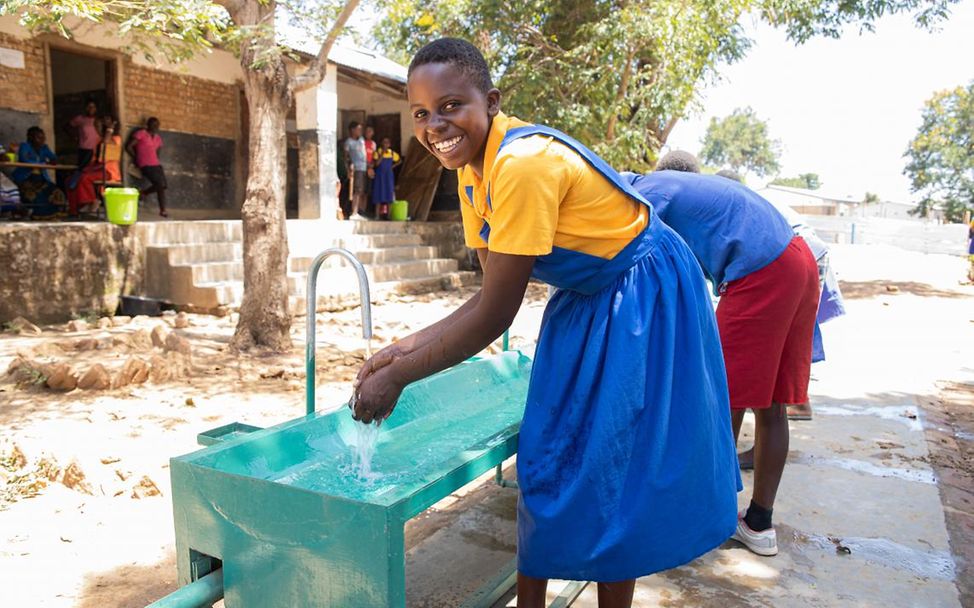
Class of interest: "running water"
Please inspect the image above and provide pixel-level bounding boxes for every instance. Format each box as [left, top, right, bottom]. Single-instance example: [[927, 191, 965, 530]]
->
[[351, 421, 381, 480], [349, 336, 379, 480]]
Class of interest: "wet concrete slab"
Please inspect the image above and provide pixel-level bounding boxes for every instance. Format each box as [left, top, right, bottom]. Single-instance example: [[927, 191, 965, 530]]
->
[[411, 247, 972, 607]]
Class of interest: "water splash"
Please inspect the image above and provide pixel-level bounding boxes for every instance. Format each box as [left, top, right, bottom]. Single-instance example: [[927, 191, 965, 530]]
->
[[352, 421, 381, 480]]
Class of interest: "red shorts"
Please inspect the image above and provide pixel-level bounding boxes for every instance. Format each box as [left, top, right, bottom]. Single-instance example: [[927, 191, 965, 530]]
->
[[717, 237, 820, 409]]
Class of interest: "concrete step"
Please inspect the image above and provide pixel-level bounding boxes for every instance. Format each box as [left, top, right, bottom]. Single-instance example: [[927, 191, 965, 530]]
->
[[288, 246, 440, 272], [142, 220, 243, 245], [189, 261, 243, 283], [338, 233, 423, 249], [150, 242, 242, 265], [344, 221, 412, 235], [290, 271, 479, 315], [195, 280, 245, 306], [177, 245, 444, 284], [288, 259, 460, 295], [197, 268, 477, 311]]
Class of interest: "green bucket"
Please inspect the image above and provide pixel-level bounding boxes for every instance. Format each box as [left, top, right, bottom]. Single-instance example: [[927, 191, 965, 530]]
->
[[389, 199, 408, 221], [104, 187, 139, 225]]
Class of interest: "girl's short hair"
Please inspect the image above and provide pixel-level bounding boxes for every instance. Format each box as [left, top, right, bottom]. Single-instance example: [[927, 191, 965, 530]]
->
[[408, 38, 493, 94]]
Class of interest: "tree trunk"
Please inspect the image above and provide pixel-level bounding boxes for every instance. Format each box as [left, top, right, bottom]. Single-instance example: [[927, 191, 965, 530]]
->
[[221, 0, 358, 351], [228, 2, 293, 351]]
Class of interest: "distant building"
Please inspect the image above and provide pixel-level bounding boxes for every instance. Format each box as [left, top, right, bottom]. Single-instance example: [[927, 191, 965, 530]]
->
[[755, 184, 863, 217], [0, 15, 451, 220]]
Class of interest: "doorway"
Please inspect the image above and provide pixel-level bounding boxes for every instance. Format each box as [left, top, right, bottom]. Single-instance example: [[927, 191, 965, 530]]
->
[[49, 48, 118, 165], [369, 113, 402, 155]]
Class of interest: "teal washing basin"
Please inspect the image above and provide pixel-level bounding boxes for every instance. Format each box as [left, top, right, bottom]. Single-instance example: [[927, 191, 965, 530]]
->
[[170, 351, 532, 607]]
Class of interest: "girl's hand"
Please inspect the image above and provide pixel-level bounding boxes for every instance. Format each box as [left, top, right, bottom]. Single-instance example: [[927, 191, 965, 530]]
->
[[353, 365, 404, 424], [355, 342, 408, 388]]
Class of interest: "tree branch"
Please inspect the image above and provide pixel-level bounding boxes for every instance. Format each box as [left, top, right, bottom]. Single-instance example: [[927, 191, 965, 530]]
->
[[291, 0, 361, 93], [658, 115, 680, 146], [606, 47, 636, 141]]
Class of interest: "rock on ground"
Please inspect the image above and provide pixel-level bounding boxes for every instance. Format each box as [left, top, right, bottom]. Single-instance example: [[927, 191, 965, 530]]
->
[[131, 475, 161, 499], [164, 333, 192, 356], [66, 319, 88, 333], [8, 316, 42, 335], [45, 363, 78, 391], [77, 364, 111, 390], [114, 357, 150, 388], [60, 460, 93, 494], [150, 325, 170, 349]]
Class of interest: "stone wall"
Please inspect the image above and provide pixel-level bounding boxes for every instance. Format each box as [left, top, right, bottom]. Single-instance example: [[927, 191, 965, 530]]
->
[[0, 224, 146, 324]]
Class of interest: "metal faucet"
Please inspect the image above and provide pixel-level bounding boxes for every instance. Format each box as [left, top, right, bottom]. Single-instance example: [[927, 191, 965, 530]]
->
[[305, 248, 373, 415]]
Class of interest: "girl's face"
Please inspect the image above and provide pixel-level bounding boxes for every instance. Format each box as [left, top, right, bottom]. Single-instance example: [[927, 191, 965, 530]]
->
[[381, 138, 391, 150], [407, 62, 499, 174]]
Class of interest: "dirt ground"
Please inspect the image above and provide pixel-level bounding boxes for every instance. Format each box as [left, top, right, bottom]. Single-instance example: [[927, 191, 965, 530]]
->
[[1, 245, 973, 607]]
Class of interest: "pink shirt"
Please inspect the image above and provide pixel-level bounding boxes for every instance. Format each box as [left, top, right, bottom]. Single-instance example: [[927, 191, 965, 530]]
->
[[132, 129, 163, 167], [70, 115, 100, 150]]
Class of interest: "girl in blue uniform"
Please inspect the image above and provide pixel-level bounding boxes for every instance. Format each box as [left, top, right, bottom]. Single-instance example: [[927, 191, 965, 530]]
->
[[353, 38, 739, 607], [371, 137, 401, 220]]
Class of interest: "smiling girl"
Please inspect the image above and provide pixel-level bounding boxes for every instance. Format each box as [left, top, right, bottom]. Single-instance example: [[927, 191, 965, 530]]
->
[[353, 38, 739, 607]]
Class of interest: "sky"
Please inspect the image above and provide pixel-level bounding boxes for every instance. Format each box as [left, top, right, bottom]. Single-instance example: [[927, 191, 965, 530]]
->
[[664, 3, 974, 202]]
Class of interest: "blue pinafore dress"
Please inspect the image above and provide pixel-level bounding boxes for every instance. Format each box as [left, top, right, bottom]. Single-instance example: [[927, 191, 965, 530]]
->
[[492, 126, 740, 582], [371, 151, 396, 205]]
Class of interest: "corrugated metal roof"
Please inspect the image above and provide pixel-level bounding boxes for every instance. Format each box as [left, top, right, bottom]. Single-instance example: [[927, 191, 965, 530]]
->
[[760, 184, 863, 204], [279, 27, 407, 84], [327, 44, 407, 84]]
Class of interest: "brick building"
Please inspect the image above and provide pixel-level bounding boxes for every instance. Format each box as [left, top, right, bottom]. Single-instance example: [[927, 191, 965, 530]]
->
[[0, 14, 424, 220]]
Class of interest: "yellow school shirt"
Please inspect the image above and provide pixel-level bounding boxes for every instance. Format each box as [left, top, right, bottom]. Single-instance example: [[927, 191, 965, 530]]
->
[[374, 149, 400, 163], [457, 113, 648, 259]]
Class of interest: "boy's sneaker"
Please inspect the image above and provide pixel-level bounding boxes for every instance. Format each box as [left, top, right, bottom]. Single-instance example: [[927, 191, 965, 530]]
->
[[731, 511, 778, 556]]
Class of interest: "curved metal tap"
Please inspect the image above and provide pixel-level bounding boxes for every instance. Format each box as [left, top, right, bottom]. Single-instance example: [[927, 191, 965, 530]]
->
[[305, 248, 373, 415]]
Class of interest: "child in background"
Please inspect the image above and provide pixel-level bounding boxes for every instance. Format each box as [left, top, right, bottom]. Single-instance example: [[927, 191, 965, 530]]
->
[[126, 117, 168, 218], [352, 38, 738, 608], [66, 98, 100, 169], [371, 137, 401, 220], [626, 165, 821, 557], [343, 122, 368, 220], [68, 117, 123, 216], [364, 125, 377, 215]]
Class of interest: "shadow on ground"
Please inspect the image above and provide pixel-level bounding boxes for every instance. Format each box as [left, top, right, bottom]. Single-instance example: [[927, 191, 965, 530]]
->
[[76, 551, 177, 608]]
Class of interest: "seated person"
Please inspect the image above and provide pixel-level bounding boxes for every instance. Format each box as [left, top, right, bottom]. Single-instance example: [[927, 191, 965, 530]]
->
[[12, 126, 66, 217], [68, 117, 123, 216], [0, 171, 23, 218]]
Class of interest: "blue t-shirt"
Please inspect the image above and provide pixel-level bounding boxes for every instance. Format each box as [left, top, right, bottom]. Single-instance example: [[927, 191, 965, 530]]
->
[[13, 142, 57, 184], [625, 171, 794, 291]]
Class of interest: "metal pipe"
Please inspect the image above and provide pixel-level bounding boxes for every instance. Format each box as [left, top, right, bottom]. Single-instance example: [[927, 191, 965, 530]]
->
[[494, 463, 518, 489], [306, 248, 373, 415], [146, 569, 223, 608]]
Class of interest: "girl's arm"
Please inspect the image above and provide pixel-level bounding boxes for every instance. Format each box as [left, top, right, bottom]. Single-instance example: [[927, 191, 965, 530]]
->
[[353, 250, 533, 423], [355, 249, 489, 383]]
